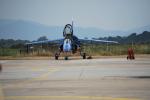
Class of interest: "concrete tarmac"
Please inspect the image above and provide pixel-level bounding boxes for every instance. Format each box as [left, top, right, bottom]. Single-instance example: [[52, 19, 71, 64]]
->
[[0, 56, 150, 100]]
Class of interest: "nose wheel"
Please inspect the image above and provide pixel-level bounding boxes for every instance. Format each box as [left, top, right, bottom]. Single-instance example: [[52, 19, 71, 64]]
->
[[64, 56, 68, 60]]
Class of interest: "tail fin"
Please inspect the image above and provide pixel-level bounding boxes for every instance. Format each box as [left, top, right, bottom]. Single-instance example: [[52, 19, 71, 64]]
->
[[72, 18, 73, 34]]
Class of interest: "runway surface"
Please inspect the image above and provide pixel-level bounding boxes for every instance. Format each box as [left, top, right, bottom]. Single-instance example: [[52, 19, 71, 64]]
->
[[0, 56, 150, 100]]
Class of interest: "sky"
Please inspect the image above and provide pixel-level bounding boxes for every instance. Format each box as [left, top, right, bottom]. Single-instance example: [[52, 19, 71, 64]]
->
[[0, 0, 150, 31]]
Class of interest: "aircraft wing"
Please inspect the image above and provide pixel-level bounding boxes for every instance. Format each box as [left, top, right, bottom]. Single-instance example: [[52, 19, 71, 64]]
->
[[25, 39, 64, 45], [79, 39, 119, 44]]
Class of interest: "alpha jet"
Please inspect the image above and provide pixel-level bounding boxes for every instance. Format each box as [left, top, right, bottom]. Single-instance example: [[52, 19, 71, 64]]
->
[[26, 22, 118, 60]]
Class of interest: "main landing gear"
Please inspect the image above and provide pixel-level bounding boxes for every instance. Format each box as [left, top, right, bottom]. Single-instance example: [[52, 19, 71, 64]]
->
[[55, 53, 59, 60], [82, 53, 86, 59]]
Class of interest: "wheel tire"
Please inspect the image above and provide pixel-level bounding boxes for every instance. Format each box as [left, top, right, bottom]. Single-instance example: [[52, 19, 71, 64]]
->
[[65, 56, 68, 60], [55, 56, 58, 60], [83, 53, 86, 59], [55, 53, 59, 60], [127, 56, 128, 60], [132, 56, 135, 60]]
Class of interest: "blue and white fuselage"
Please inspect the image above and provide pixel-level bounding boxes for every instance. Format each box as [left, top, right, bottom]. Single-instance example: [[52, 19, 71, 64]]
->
[[63, 39, 72, 52]]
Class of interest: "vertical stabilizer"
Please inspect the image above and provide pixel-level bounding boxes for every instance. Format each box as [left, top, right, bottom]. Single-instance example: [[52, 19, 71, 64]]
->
[[72, 18, 73, 34]]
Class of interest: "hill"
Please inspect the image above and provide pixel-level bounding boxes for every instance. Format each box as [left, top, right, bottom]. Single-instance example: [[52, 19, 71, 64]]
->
[[98, 31, 150, 44], [0, 19, 63, 40], [0, 19, 150, 41]]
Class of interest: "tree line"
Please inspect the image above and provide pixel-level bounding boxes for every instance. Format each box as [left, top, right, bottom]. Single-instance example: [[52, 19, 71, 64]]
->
[[97, 31, 150, 44], [0, 31, 150, 49]]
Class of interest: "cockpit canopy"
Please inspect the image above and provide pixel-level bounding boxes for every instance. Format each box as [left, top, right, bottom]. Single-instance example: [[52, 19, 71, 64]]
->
[[63, 24, 73, 37]]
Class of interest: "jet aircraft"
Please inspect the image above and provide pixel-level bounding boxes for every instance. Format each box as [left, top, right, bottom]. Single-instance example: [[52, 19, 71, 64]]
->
[[26, 21, 118, 60]]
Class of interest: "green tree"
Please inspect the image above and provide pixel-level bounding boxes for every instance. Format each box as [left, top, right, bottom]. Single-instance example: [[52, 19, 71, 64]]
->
[[37, 36, 48, 41]]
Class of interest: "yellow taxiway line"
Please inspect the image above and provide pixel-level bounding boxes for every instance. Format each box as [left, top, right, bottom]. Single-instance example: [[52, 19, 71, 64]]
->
[[33, 68, 60, 80], [14, 67, 61, 85], [0, 96, 139, 100]]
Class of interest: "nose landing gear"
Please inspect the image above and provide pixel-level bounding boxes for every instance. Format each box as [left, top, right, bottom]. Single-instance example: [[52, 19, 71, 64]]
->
[[64, 56, 68, 60]]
